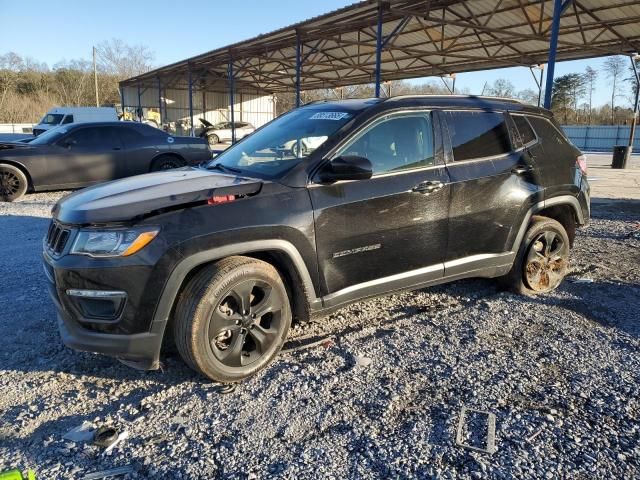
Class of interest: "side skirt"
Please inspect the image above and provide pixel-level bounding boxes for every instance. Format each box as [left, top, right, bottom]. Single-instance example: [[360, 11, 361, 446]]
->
[[319, 252, 515, 310]]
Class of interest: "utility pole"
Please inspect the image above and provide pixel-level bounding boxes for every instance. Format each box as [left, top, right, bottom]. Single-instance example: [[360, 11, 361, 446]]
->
[[93, 46, 99, 107]]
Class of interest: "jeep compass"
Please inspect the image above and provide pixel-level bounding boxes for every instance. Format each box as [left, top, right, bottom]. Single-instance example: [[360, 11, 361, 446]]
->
[[43, 96, 590, 382]]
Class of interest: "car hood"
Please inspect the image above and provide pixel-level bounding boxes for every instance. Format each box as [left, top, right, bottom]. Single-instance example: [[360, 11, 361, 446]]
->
[[52, 167, 263, 225]]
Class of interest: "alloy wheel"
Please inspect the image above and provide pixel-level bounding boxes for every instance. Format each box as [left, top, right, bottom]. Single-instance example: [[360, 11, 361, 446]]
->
[[208, 279, 284, 368], [0, 169, 20, 197], [524, 230, 568, 292]]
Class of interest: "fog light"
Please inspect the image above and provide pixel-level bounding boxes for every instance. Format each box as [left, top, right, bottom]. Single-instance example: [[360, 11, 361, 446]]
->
[[66, 289, 126, 321]]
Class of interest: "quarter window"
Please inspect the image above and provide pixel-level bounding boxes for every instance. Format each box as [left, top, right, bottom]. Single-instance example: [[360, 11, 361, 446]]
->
[[512, 115, 536, 145], [337, 113, 434, 175], [444, 111, 512, 161]]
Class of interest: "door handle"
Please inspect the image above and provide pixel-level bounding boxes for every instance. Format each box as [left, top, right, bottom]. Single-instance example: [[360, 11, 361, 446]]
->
[[511, 165, 534, 175], [112, 147, 122, 150], [412, 181, 445, 194]]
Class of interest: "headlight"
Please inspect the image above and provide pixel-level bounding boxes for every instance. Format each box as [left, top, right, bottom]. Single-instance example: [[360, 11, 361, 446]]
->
[[70, 228, 159, 257]]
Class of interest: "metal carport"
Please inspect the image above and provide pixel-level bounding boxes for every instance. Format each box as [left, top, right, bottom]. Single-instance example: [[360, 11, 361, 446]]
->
[[120, 0, 640, 141]]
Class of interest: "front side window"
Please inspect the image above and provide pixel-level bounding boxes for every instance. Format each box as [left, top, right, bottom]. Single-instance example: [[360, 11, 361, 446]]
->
[[62, 127, 120, 149], [61, 115, 74, 125], [336, 112, 434, 175], [208, 107, 358, 178], [444, 111, 512, 162], [41, 113, 64, 125]]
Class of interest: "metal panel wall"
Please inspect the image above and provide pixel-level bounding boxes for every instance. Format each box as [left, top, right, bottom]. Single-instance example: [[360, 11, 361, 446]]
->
[[562, 125, 640, 152], [121, 85, 275, 135]]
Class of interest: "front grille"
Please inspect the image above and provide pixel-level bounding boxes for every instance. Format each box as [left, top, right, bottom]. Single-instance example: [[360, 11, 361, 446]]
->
[[45, 221, 70, 255]]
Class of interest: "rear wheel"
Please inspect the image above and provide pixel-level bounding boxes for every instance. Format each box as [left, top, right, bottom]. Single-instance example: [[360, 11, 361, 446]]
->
[[174, 257, 292, 382], [207, 134, 219, 147], [0, 164, 28, 202], [501, 216, 570, 295], [150, 155, 185, 172]]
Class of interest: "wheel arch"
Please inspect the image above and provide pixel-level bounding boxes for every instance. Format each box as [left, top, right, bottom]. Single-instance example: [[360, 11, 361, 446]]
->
[[0, 159, 33, 191], [511, 195, 585, 253], [153, 240, 319, 342]]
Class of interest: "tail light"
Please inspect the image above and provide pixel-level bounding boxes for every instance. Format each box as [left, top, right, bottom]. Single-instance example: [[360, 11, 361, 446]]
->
[[576, 154, 587, 175]]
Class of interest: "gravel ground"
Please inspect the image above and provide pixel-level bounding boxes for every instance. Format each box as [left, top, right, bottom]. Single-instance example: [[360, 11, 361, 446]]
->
[[1, 191, 639, 479]]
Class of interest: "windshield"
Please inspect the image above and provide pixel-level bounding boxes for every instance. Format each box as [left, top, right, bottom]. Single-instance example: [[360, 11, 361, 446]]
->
[[208, 108, 355, 178], [30, 126, 69, 145], [40, 113, 64, 125]]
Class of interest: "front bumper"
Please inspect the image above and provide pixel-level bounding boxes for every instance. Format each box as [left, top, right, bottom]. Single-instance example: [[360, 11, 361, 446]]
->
[[43, 233, 180, 370]]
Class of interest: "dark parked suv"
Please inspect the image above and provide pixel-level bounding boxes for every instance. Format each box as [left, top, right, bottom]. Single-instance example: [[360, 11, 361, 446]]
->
[[43, 96, 590, 382]]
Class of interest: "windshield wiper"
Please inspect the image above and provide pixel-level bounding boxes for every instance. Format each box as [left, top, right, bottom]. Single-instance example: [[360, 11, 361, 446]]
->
[[207, 163, 242, 174]]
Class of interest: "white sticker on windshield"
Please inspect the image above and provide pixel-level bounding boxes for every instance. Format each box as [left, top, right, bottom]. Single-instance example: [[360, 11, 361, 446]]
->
[[309, 112, 351, 121]]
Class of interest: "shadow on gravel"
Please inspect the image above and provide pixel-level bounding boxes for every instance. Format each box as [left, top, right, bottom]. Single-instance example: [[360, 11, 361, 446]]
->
[[590, 198, 640, 220], [529, 280, 640, 339]]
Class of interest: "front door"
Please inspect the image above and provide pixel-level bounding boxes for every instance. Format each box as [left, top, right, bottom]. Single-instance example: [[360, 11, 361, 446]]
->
[[309, 111, 451, 298], [47, 126, 124, 186]]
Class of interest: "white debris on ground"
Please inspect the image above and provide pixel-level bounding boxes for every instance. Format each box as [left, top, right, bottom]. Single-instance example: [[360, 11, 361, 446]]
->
[[0, 192, 639, 479]]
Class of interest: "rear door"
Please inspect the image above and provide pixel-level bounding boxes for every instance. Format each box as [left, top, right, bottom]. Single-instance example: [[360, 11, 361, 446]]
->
[[309, 110, 451, 298], [46, 126, 124, 185], [441, 110, 543, 271]]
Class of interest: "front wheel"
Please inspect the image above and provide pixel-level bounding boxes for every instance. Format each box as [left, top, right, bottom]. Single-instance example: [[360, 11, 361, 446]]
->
[[500, 216, 570, 295], [0, 164, 28, 202], [173, 257, 292, 382]]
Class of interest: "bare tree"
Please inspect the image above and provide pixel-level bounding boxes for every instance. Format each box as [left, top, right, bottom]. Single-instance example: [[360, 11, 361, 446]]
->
[[603, 56, 627, 124], [583, 66, 597, 124], [95, 38, 155, 79]]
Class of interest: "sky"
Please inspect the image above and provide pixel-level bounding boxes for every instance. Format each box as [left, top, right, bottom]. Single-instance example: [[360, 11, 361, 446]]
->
[[0, 0, 633, 107]]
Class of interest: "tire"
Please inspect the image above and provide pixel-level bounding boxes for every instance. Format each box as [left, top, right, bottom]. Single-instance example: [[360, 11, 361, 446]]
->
[[0, 164, 28, 202], [500, 216, 570, 295], [291, 141, 307, 157], [174, 256, 292, 382], [150, 155, 185, 172], [207, 134, 219, 147]]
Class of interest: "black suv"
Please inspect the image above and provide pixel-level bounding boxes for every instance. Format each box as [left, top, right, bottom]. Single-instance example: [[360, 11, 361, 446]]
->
[[43, 96, 590, 382]]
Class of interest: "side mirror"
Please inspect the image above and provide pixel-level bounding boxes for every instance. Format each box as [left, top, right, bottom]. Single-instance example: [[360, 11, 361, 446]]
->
[[317, 155, 373, 183], [61, 139, 77, 149]]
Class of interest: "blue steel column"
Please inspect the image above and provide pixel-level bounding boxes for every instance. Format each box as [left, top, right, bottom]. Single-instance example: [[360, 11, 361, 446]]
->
[[136, 83, 142, 122], [228, 60, 236, 143], [188, 64, 194, 136], [295, 31, 302, 108], [543, 0, 562, 109], [374, 3, 383, 98], [157, 77, 162, 125]]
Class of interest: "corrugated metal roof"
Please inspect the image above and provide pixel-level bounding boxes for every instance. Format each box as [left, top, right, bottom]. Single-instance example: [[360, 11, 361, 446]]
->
[[121, 0, 640, 92]]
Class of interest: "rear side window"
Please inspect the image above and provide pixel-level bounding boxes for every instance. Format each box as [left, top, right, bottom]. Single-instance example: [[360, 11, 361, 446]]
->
[[118, 126, 144, 145], [444, 111, 512, 161], [512, 115, 536, 145]]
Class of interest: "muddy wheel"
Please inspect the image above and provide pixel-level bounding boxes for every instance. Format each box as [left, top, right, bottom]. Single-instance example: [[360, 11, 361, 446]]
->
[[0, 164, 28, 202], [501, 216, 570, 295], [173, 256, 291, 382]]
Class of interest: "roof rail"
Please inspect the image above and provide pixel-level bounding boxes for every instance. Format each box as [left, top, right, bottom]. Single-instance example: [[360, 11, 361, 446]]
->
[[387, 94, 526, 104]]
